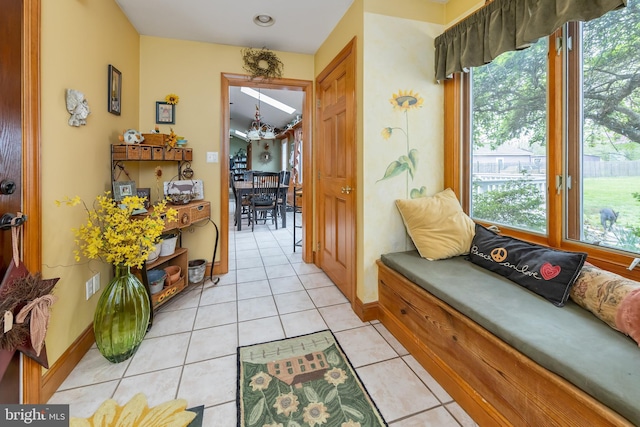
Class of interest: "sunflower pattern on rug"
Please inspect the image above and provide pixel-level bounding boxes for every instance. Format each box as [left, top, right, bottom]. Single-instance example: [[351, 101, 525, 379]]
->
[[238, 330, 387, 427]]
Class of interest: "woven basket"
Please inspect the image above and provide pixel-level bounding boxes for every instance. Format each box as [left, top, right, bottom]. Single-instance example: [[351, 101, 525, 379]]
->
[[141, 133, 167, 146]]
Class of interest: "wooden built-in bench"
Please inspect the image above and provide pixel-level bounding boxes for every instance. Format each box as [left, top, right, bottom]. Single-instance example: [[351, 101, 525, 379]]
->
[[376, 252, 639, 426]]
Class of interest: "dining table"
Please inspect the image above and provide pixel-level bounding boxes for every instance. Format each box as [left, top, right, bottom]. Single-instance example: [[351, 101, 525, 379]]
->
[[233, 180, 289, 231]]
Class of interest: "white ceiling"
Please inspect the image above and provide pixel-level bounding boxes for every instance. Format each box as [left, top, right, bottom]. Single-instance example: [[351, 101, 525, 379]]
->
[[228, 86, 305, 137], [115, 0, 355, 55], [114, 0, 446, 137], [115, 0, 348, 136]]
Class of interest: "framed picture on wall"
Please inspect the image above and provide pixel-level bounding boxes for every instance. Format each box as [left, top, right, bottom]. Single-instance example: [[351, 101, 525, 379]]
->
[[108, 64, 121, 115], [156, 102, 175, 124]]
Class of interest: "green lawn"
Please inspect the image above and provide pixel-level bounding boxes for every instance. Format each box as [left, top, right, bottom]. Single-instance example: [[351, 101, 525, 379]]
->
[[583, 177, 640, 229]]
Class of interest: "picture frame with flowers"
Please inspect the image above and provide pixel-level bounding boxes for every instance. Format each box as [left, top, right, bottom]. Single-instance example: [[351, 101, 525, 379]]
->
[[156, 102, 175, 124]]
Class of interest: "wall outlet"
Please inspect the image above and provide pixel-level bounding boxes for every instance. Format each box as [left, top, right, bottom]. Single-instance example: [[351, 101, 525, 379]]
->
[[206, 152, 218, 163], [85, 278, 93, 300], [92, 272, 100, 293], [85, 273, 101, 300]]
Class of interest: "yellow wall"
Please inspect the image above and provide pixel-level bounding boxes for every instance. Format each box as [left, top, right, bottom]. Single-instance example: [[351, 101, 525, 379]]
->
[[137, 37, 314, 260], [39, 0, 477, 369], [365, 0, 445, 23], [40, 0, 140, 365], [315, 0, 445, 303], [445, 0, 485, 25]]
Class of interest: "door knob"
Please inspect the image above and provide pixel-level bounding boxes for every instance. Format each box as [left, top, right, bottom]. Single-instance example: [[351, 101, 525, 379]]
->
[[0, 180, 16, 195], [344, 186, 352, 194], [0, 213, 26, 230]]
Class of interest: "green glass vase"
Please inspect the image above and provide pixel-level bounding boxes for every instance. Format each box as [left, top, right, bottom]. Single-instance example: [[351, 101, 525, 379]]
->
[[93, 264, 150, 363]]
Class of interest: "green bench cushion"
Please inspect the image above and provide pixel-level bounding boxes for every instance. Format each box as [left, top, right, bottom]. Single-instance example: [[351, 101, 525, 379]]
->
[[380, 251, 640, 425]]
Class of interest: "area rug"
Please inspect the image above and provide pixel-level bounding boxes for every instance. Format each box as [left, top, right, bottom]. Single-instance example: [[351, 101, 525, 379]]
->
[[237, 330, 387, 426]]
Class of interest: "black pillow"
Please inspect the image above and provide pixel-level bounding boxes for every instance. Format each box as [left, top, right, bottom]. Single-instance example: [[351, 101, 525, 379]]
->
[[467, 224, 587, 307]]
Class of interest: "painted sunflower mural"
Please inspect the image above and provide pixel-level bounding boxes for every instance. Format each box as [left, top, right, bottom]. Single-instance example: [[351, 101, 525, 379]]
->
[[378, 90, 427, 199]]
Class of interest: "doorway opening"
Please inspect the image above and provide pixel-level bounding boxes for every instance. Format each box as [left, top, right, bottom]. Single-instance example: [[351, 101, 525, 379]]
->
[[219, 74, 313, 274]]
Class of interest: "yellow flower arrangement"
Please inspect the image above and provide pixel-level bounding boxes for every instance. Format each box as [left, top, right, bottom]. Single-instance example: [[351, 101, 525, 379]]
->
[[165, 93, 179, 105], [167, 127, 178, 148], [57, 193, 177, 268]]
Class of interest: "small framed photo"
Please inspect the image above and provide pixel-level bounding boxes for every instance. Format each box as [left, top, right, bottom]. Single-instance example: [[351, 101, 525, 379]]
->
[[156, 102, 175, 124], [136, 187, 151, 208], [112, 180, 136, 201], [108, 65, 121, 115]]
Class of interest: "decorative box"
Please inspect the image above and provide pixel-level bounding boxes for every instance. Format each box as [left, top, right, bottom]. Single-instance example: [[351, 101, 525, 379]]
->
[[141, 133, 168, 146]]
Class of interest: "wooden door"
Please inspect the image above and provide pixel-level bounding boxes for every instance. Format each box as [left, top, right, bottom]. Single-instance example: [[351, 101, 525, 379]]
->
[[0, 0, 25, 403], [0, 0, 42, 404], [316, 40, 356, 302]]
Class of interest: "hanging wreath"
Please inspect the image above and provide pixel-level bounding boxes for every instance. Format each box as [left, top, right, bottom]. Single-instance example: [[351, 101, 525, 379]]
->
[[241, 47, 284, 80], [259, 151, 272, 164]]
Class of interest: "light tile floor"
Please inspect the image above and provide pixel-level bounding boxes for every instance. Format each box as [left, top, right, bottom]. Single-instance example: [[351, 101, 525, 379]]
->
[[49, 209, 477, 426]]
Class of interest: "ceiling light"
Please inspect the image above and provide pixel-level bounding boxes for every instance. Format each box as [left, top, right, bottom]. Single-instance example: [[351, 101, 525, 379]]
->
[[241, 87, 296, 114], [253, 14, 275, 27], [247, 89, 276, 142]]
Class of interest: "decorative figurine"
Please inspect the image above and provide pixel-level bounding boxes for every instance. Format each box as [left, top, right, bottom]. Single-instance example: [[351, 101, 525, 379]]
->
[[66, 89, 91, 127]]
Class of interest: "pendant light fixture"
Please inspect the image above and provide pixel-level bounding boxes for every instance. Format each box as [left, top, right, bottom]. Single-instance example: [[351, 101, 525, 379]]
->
[[246, 88, 276, 142]]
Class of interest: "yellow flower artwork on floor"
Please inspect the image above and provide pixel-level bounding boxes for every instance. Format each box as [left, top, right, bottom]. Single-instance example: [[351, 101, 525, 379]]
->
[[378, 89, 427, 199]]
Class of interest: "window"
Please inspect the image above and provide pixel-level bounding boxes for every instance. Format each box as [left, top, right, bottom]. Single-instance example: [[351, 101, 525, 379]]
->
[[451, 1, 640, 269], [470, 38, 548, 234], [566, 3, 640, 254]]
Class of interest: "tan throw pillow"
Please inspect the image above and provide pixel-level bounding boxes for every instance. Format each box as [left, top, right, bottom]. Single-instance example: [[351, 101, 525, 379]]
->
[[395, 188, 475, 260], [571, 264, 640, 345]]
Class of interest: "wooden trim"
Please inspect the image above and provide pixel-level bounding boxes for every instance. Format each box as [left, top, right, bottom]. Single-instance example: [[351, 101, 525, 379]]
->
[[221, 74, 313, 267], [443, 75, 461, 199], [547, 29, 564, 249], [40, 325, 94, 403], [377, 260, 634, 426], [445, 28, 640, 282], [352, 297, 378, 322], [22, 0, 42, 404]]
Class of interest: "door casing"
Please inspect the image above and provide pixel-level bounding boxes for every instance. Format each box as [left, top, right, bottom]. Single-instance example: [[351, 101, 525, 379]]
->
[[219, 74, 313, 273], [1, 0, 43, 404]]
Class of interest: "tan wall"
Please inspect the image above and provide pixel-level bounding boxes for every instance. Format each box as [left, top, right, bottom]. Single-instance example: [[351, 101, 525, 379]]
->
[[40, 0, 465, 368], [445, 0, 485, 25], [315, 0, 448, 304], [40, 0, 140, 366], [365, 0, 445, 23], [137, 37, 314, 261]]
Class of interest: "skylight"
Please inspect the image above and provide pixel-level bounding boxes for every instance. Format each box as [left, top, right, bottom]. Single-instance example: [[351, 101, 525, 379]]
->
[[240, 87, 296, 114]]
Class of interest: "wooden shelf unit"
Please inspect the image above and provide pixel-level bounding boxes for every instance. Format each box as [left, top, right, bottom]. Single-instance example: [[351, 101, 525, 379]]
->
[[134, 200, 211, 315], [110, 144, 193, 181], [141, 247, 188, 310], [111, 140, 211, 319]]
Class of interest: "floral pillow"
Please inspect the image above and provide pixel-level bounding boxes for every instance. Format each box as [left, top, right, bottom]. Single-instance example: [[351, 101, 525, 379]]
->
[[571, 265, 640, 346]]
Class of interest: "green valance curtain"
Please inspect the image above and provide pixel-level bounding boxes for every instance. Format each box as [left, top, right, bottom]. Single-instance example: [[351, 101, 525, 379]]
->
[[434, 0, 627, 81]]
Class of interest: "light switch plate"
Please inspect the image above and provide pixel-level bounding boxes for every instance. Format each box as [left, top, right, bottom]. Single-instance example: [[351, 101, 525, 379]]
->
[[206, 152, 218, 163]]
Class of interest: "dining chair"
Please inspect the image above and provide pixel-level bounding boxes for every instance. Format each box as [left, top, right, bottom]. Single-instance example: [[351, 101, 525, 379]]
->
[[243, 170, 254, 181], [250, 172, 280, 231], [277, 170, 291, 224], [231, 177, 251, 227]]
